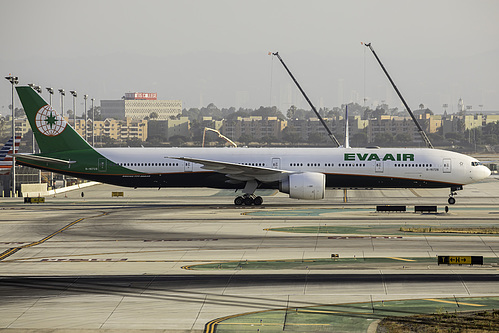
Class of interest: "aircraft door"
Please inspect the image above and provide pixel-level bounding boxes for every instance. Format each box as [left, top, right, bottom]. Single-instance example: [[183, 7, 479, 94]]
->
[[272, 158, 281, 169], [98, 158, 107, 172], [443, 158, 451, 173], [184, 161, 193, 172], [375, 161, 384, 173]]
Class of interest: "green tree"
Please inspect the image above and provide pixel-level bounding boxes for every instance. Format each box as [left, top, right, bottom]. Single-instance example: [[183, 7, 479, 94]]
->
[[287, 105, 297, 119], [445, 132, 464, 141], [374, 132, 393, 146], [351, 132, 367, 147], [88, 106, 102, 121], [238, 133, 256, 145], [169, 135, 188, 146], [126, 137, 143, 147], [252, 106, 284, 120], [282, 125, 301, 143], [307, 132, 324, 144], [394, 133, 412, 143], [260, 135, 278, 144]]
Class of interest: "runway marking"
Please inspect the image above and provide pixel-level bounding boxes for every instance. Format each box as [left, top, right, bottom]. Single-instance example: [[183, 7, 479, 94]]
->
[[328, 236, 403, 239], [40, 258, 128, 262], [409, 188, 422, 197], [297, 309, 372, 315], [144, 238, 218, 242], [424, 298, 484, 307], [217, 322, 331, 326], [387, 257, 416, 262], [0, 212, 107, 261]]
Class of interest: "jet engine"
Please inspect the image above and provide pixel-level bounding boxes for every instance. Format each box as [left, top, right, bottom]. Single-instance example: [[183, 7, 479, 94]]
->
[[279, 172, 325, 200]]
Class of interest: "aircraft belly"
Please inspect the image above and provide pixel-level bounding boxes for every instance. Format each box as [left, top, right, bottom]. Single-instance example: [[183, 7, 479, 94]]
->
[[324, 173, 455, 189]]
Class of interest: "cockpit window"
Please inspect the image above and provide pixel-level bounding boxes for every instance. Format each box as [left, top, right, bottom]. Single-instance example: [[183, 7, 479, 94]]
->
[[471, 161, 482, 166]]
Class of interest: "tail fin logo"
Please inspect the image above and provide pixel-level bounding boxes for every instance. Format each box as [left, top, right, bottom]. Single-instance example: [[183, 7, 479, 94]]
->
[[35, 105, 67, 136]]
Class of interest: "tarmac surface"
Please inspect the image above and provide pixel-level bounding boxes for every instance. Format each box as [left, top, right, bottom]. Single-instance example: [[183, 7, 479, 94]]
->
[[1, 177, 499, 332]]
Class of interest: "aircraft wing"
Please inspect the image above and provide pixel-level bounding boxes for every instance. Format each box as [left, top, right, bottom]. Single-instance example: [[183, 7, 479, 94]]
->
[[12, 154, 76, 165], [169, 156, 288, 182]]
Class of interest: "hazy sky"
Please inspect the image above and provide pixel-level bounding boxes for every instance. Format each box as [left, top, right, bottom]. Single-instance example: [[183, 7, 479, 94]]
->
[[1, 0, 498, 115]]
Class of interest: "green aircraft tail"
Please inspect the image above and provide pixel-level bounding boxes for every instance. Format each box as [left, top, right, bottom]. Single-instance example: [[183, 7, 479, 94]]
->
[[16, 86, 92, 153]]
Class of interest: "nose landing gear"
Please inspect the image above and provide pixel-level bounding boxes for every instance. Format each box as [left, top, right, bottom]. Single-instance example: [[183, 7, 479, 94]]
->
[[448, 185, 462, 205]]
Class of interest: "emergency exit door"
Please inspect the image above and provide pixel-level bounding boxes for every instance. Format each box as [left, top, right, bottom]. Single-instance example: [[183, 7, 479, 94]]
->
[[375, 161, 384, 173], [272, 158, 281, 169], [443, 158, 451, 173]]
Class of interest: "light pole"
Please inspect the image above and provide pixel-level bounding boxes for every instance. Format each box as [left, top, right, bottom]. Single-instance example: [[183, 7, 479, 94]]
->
[[70, 90, 77, 127], [46, 87, 55, 187], [28, 84, 38, 154], [91, 98, 95, 146], [58, 89, 66, 186], [46, 87, 54, 106], [31, 85, 43, 183], [58, 89, 65, 118], [5, 75, 19, 197], [83, 94, 88, 141]]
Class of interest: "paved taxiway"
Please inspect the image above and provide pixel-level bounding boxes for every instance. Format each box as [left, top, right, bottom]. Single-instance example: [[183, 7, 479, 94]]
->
[[0, 178, 499, 332]]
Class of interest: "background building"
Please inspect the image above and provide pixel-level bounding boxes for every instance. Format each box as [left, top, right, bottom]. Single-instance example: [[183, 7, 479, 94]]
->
[[101, 92, 182, 120], [75, 118, 148, 142], [148, 117, 191, 141], [222, 116, 287, 141]]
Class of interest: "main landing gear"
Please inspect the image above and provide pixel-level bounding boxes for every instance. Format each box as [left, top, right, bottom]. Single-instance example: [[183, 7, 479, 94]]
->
[[234, 180, 262, 206], [448, 185, 463, 205], [234, 194, 263, 206]]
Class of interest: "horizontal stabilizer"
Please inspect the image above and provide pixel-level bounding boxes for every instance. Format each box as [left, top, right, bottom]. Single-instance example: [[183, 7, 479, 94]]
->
[[13, 154, 76, 165]]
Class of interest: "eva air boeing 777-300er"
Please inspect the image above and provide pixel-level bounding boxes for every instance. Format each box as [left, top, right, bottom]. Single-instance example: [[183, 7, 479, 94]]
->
[[14, 86, 490, 205]]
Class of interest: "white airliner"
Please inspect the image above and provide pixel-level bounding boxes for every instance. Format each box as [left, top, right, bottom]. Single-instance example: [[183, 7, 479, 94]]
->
[[14, 86, 491, 205]]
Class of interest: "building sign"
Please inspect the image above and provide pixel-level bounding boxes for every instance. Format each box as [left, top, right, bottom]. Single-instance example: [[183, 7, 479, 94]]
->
[[125, 92, 157, 100]]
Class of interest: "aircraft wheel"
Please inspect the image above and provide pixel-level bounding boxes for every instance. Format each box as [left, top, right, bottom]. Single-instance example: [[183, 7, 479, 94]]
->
[[234, 196, 244, 205], [253, 196, 263, 206], [243, 196, 254, 206], [448, 197, 456, 205]]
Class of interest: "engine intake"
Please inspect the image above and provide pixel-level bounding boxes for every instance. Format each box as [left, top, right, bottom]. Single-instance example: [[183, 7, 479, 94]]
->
[[279, 172, 325, 200]]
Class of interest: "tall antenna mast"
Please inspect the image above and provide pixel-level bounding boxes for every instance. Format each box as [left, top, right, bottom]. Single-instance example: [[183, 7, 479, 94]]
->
[[363, 43, 434, 149], [272, 52, 341, 147], [344, 105, 350, 148]]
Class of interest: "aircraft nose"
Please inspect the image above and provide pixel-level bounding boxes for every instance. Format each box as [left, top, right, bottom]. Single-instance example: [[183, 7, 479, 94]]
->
[[483, 165, 491, 179]]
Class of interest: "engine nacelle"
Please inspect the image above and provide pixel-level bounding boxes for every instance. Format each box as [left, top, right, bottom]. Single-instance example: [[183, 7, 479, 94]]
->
[[279, 172, 325, 200]]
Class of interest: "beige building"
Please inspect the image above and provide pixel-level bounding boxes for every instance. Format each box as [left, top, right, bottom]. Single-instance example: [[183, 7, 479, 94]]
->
[[484, 115, 499, 125], [222, 116, 287, 141], [74, 118, 148, 142], [14, 117, 31, 137], [101, 92, 182, 120], [165, 117, 190, 139], [147, 117, 191, 141], [367, 114, 443, 143], [201, 116, 223, 131], [285, 116, 368, 142], [463, 114, 483, 130]]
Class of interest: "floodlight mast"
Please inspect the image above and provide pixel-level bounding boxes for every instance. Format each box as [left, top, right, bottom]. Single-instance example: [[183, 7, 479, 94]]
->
[[363, 42, 434, 149], [272, 52, 341, 147]]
